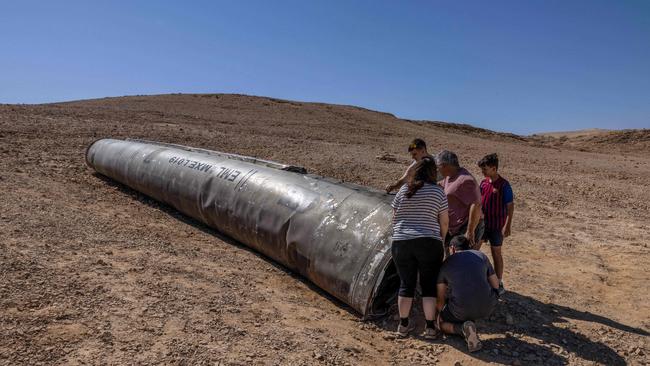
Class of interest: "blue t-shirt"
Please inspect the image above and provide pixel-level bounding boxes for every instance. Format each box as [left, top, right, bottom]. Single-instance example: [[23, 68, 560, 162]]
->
[[437, 250, 498, 320], [391, 183, 448, 241]]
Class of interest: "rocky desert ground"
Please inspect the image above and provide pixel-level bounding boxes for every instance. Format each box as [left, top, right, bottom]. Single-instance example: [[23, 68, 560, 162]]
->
[[1, 94, 648, 365]]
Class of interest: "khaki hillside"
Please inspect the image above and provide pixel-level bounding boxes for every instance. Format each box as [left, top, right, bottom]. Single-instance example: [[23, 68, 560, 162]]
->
[[1, 94, 648, 365]]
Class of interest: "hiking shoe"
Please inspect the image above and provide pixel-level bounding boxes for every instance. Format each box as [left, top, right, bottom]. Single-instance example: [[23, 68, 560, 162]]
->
[[461, 321, 482, 352], [423, 327, 440, 340], [498, 281, 506, 296], [396, 323, 414, 338]]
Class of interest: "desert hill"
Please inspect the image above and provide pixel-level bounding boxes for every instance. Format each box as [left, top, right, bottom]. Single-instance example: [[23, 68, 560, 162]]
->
[[1, 94, 648, 365], [531, 128, 649, 154]]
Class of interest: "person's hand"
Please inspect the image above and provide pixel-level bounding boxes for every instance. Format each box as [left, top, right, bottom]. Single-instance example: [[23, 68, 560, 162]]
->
[[385, 184, 394, 193], [502, 225, 511, 238]]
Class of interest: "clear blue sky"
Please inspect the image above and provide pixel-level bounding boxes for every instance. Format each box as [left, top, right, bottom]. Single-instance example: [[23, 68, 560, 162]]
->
[[1, 1, 649, 134]]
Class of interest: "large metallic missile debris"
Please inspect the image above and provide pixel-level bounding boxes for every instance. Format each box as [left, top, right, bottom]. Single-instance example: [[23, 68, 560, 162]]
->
[[86, 138, 399, 317]]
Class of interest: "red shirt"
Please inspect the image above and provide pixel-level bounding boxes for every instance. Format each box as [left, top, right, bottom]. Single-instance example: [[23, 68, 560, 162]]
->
[[441, 168, 481, 235], [479, 176, 513, 231]]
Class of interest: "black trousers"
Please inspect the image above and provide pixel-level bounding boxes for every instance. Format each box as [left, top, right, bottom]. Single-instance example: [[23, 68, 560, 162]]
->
[[391, 237, 444, 298]]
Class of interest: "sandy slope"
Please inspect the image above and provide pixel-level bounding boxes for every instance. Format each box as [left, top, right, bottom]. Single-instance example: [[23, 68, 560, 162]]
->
[[533, 129, 612, 138], [1, 94, 648, 365], [530, 128, 650, 155]]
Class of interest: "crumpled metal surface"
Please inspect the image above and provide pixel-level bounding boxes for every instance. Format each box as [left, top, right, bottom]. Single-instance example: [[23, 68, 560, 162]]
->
[[86, 138, 398, 317]]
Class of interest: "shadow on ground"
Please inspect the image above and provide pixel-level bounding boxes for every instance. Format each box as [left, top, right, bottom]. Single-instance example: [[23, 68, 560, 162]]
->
[[373, 289, 644, 365]]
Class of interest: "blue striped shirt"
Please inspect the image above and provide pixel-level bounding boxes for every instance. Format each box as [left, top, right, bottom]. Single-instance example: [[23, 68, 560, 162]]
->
[[391, 183, 448, 241]]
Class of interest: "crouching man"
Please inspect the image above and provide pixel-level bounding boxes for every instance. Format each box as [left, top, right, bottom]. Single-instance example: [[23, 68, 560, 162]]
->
[[436, 236, 499, 352]]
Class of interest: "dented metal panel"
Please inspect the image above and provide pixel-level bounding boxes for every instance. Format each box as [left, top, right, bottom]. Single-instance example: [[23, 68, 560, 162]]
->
[[86, 138, 397, 316]]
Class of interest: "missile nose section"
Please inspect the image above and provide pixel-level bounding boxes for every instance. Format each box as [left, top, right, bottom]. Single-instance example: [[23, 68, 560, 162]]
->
[[86, 138, 398, 317]]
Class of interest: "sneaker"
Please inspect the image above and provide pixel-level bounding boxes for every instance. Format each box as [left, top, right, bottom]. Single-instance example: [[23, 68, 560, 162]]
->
[[396, 323, 414, 338], [498, 281, 506, 296], [423, 327, 440, 340], [461, 321, 482, 352]]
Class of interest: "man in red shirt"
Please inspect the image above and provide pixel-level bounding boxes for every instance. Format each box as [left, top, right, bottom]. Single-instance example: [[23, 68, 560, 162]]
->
[[436, 150, 484, 256], [477, 153, 514, 295]]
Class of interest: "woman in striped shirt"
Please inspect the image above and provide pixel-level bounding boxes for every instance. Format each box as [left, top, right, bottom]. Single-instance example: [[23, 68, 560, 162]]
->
[[391, 157, 449, 338]]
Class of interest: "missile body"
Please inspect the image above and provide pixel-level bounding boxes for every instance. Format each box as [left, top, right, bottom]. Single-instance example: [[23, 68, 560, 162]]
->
[[86, 138, 398, 317]]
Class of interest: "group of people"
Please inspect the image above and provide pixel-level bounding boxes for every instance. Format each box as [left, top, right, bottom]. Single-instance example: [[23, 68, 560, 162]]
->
[[387, 138, 514, 352]]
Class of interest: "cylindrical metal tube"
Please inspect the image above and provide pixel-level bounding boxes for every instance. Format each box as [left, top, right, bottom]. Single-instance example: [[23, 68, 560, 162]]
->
[[86, 138, 397, 317]]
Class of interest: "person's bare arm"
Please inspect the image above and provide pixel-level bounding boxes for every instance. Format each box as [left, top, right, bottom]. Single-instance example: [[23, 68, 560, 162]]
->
[[488, 274, 499, 289], [502, 202, 514, 237], [386, 172, 408, 192], [466, 201, 481, 245], [460, 179, 482, 246], [386, 161, 417, 192], [438, 209, 449, 242]]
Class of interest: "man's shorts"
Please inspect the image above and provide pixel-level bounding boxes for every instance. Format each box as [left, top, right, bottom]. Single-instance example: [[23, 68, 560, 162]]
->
[[482, 228, 504, 246]]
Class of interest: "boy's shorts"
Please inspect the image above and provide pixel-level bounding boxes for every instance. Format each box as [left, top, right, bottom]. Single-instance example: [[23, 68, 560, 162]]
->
[[482, 228, 504, 246]]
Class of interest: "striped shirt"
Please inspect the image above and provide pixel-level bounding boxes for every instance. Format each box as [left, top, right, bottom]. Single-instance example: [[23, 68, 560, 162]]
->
[[480, 176, 514, 230], [391, 183, 449, 241]]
